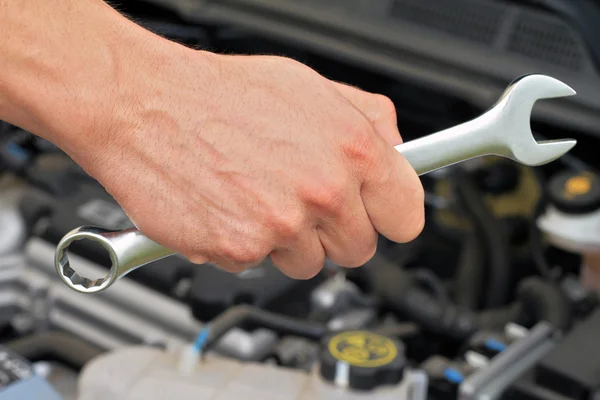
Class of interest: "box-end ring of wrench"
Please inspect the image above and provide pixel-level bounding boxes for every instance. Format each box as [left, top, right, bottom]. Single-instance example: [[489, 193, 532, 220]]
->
[[54, 74, 577, 294]]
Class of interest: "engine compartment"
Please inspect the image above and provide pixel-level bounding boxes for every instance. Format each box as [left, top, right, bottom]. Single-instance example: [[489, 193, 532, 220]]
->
[[2, 0, 600, 399]]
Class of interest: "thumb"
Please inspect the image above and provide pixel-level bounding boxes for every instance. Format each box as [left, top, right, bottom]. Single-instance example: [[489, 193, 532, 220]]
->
[[331, 82, 403, 146]]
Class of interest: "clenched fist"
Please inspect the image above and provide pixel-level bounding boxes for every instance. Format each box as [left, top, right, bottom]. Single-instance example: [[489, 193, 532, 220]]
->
[[0, 0, 424, 279]]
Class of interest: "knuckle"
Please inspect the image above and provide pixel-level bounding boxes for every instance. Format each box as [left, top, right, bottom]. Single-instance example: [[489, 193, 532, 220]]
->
[[267, 56, 312, 75], [281, 57, 305, 70], [270, 55, 297, 66], [321, 184, 347, 214], [215, 237, 268, 266], [342, 125, 377, 165], [305, 180, 349, 214], [374, 94, 397, 120], [265, 209, 305, 240]]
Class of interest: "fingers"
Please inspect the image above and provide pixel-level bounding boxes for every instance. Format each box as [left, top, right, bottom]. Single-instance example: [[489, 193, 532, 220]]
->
[[271, 197, 378, 273], [316, 191, 378, 268], [270, 229, 326, 280], [359, 135, 425, 243], [203, 240, 269, 274], [195, 83, 415, 274], [331, 82, 424, 246], [331, 81, 403, 146]]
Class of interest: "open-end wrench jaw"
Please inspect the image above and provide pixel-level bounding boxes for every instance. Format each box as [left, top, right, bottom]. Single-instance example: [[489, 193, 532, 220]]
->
[[487, 74, 577, 166], [393, 74, 577, 177]]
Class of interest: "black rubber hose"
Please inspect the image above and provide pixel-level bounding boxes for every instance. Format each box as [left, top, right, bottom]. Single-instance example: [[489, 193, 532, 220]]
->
[[203, 268, 562, 350], [364, 254, 479, 340], [364, 254, 525, 340], [454, 232, 486, 309], [206, 305, 327, 348], [454, 172, 511, 308], [517, 276, 571, 331], [4, 331, 104, 369], [468, 277, 571, 331], [475, 277, 571, 331], [411, 268, 449, 302]]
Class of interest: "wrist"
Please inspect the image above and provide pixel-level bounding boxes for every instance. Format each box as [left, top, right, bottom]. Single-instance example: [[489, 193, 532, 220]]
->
[[57, 14, 222, 171], [72, 37, 221, 177]]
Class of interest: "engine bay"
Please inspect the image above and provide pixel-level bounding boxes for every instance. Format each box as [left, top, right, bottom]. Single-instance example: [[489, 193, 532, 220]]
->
[[2, 0, 600, 399]]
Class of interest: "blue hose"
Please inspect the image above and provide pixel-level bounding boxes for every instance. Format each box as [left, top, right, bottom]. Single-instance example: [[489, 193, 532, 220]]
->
[[192, 325, 211, 353]]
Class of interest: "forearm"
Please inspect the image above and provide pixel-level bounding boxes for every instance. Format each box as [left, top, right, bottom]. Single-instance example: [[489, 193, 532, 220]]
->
[[0, 0, 198, 155]]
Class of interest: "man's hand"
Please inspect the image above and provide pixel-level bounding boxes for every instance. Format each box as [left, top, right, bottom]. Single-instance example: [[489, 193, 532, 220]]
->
[[84, 53, 425, 278], [0, 0, 424, 279]]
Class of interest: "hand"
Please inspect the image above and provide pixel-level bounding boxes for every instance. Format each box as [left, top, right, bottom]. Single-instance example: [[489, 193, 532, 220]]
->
[[59, 51, 425, 279], [0, 0, 423, 278]]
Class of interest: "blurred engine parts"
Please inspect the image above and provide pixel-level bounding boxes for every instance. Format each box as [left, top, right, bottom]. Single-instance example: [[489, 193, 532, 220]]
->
[[0, 344, 61, 399], [0, 125, 597, 400], [537, 169, 600, 291], [76, 330, 428, 400], [422, 322, 556, 400]]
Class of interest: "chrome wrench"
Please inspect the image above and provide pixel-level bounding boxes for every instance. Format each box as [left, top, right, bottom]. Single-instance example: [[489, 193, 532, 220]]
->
[[55, 74, 577, 294]]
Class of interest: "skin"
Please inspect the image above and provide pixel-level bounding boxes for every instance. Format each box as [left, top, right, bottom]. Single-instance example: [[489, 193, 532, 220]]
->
[[0, 0, 425, 279]]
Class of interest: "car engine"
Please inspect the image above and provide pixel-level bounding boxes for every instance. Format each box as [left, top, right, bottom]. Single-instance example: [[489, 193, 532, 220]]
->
[[2, 0, 600, 399]]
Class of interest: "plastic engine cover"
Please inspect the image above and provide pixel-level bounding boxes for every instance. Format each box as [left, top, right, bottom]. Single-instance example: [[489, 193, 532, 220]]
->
[[77, 346, 426, 400]]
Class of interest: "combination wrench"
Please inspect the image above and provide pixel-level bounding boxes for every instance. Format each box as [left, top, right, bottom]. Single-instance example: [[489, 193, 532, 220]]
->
[[54, 74, 577, 294]]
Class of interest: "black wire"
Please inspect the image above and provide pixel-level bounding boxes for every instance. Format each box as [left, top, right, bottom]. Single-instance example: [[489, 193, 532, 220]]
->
[[206, 305, 327, 349]]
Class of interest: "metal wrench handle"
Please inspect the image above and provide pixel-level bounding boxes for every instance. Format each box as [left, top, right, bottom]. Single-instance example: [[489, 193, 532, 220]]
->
[[54, 74, 577, 294], [395, 116, 493, 176]]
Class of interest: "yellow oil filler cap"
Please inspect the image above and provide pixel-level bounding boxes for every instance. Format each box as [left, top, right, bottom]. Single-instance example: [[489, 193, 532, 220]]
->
[[319, 330, 405, 391]]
